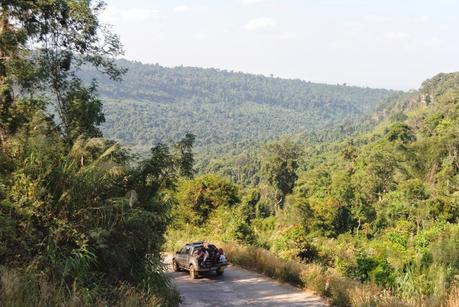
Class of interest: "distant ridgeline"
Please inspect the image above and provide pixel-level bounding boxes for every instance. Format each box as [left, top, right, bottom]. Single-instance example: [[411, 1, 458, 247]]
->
[[79, 59, 395, 149]]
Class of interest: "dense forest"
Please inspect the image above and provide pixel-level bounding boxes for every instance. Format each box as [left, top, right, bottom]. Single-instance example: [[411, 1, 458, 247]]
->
[[79, 60, 394, 148], [167, 72, 459, 306], [193, 86, 438, 186], [0, 1, 182, 305]]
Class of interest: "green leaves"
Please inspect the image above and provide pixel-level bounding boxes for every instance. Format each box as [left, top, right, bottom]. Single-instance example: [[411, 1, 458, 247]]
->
[[61, 79, 105, 140], [385, 123, 416, 144], [1, 0, 125, 142], [174, 174, 239, 225], [261, 138, 301, 209]]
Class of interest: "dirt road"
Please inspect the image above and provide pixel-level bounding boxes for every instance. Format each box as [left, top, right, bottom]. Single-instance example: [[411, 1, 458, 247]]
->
[[166, 256, 327, 306]]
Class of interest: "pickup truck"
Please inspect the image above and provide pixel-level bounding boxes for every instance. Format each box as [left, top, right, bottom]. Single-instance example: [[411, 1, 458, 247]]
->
[[172, 242, 228, 279]]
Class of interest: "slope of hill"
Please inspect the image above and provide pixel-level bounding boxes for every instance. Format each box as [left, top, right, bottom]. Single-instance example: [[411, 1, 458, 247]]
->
[[79, 59, 395, 148], [167, 71, 459, 305], [195, 71, 459, 186]]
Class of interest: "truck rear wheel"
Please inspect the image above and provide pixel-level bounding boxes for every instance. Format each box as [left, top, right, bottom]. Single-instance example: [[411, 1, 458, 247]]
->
[[189, 264, 198, 279], [172, 259, 180, 272]]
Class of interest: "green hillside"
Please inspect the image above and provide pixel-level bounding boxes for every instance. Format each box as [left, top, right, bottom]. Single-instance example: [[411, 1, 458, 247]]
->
[[167, 71, 459, 305], [79, 60, 394, 148]]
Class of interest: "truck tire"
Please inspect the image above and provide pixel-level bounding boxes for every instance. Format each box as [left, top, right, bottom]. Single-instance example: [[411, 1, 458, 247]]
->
[[172, 259, 180, 272], [189, 264, 198, 279]]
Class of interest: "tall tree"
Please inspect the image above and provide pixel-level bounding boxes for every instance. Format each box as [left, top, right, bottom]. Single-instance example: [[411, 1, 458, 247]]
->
[[174, 132, 196, 178], [0, 0, 124, 142], [261, 138, 301, 212]]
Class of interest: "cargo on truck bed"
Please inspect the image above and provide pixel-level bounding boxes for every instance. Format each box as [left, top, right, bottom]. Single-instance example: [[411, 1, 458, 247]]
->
[[172, 242, 228, 279]]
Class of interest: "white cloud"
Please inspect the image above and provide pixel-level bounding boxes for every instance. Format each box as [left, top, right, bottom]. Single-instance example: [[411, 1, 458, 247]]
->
[[240, 0, 266, 5], [244, 17, 277, 31], [363, 15, 392, 23], [420, 37, 444, 47], [100, 7, 159, 23], [273, 32, 297, 41], [174, 5, 192, 13], [384, 32, 444, 48], [384, 31, 411, 41], [400, 16, 431, 24]]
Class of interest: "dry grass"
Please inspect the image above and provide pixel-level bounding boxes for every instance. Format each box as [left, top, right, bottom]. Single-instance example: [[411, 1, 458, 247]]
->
[[222, 242, 304, 286], [444, 283, 458, 307]]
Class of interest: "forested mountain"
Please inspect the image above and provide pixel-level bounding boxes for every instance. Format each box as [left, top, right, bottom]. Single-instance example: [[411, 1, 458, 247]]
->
[[79, 60, 395, 148], [197, 72, 459, 187]]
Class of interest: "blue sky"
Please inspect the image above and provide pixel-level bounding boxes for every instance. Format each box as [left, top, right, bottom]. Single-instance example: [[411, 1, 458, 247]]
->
[[102, 0, 459, 90]]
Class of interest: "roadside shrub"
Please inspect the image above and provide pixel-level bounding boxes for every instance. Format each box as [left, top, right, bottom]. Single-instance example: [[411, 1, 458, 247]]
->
[[271, 224, 318, 261], [370, 259, 395, 289], [228, 218, 257, 244]]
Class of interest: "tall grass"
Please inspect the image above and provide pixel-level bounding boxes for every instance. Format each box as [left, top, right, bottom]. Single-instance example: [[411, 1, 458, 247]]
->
[[0, 267, 179, 307], [222, 243, 304, 286]]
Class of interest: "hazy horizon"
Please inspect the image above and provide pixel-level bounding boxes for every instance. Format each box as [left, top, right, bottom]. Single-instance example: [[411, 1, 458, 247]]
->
[[103, 0, 459, 90]]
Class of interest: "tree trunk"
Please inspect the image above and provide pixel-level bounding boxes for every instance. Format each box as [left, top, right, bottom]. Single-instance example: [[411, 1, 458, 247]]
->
[[275, 196, 283, 215]]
